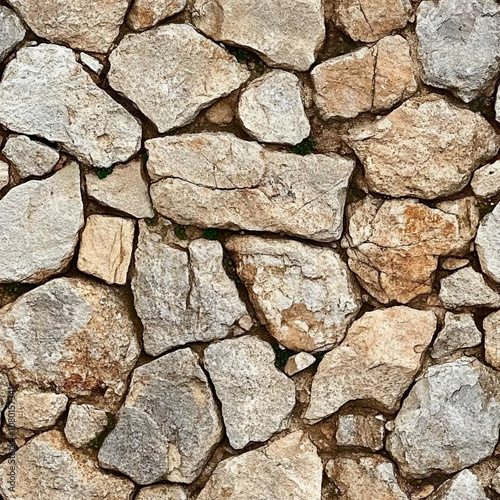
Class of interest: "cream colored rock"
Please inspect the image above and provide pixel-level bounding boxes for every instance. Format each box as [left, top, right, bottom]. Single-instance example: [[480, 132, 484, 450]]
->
[[346, 95, 500, 199], [0, 161, 9, 191], [312, 35, 417, 119], [476, 203, 500, 283], [305, 307, 436, 423], [64, 403, 109, 448], [484, 311, 500, 370], [336, 414, 385, 451], [79, 53, 103, 74], [77, 215, 135, 285], [472, 161, 500, 199], [128, 0, 186, 30], [428, 469, 488, 500], [441, 257, 469, 271], [136, 485, 188, 500], [192, 0, 325, 71], [109, 24, 249, 133], [284, 352, 316, 376], [0, 6, 25, 62]]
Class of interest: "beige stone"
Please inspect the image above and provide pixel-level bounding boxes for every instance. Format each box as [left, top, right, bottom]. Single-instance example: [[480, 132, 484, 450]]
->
[[136, 485, 188, 500], [336, 414, 385, 451], [0, 161, 9, 191], [484, 311, 500, 370], [127, 0, 186, 30], [64, 403, 109, 449], [471, 160, 500, 199], [205, 96, 236, 125], [284, 352, 316, 376]]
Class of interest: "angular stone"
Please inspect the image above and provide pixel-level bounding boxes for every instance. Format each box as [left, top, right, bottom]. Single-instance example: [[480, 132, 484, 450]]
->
[[387, 357, 500, 478], [0, 430, 135, 500], [345, 95, 500, 199], [0, 44, 141, 169], [79, 53, 104, 74], [0, 6, 25, 62], [305, 307, 436, 423], [428, 470, 488, 500], [312, 35, 417, 119], [7, 0, 130, 53], [484, 311, 500, 370], [132, 220, 247, 355], [0, 277, 140, 411], [85, 159, 154, 219], [64, 403, 109, 448], [491, 466, 500, 494], [136, 485, 188, 500], [109, 24, 249, 133], [99, 348, 223, 485], [0, 161, 9, 191], [204, 336, 296, 449], [192, 0, 325, 71], [197, 431, 322, 500], [284, 352, 316, 376], [472, 160, 500, 199], [147, 133, 355, 241], [416, 0, 500, 102], [0, 374, 9, 413], [225, 236, 361, 351], [0, 163, 83, 283], [336, 414, 385, 451], [476, 203, 500, 283], [441, 257, 469, 271], [128, 0, 187, 30]]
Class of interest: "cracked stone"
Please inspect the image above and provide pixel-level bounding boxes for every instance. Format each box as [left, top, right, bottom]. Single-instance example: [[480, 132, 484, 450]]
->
[[284, 352, 316, 376], [0, 161, 9, 191], [64, 403, 109, 449], [428, 469, 488, 500], [476, 203, 500, 283], [127, 0, 187, 30], [335, 414, 385, 451], [0, 6, 25, 62], [136, 485, 188, 500], [471, 160, 500, 199], [483, 311, 500, 370]]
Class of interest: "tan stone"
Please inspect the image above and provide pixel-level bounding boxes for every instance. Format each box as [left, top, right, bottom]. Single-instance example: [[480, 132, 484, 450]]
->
[[336, 414, 385, 451], [64, 403, 109, 448], [471, 160, 500, 199], [136, 485, 188, 500], [284, 352, 316, 376], [484, 311, 500, 370], [0, 161, 9, 191], [205, 96, 236, 125], [127, 0, 186, 31]]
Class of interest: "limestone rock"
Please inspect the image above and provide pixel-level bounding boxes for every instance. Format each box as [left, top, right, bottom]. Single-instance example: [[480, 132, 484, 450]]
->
[[64, 403, 109, 448], [147, 133, 355, 241], [132, 220, 247, 355], [192, 0, 325, 71], [335, 414, 385, 451], [476, 203, 500, 283], [136, 485, 188, 500], [312, 35, 417, 119], [305, 306, 436, 423], [431, 312, 482, 359], [0, 430, 135, 500], [416, 0, 500, 102], [284, 352, 316, 376], [98, 348, 223, 484], [345, 95, 500, 199], [197, 431, 322, 500], [0, 161, 9, 191], [108, 24, 249, 133], [0, 44, 141, 169], [225, 236, 361, 351], [0, 163, 84, 283], [79, 53, 104, 74], [7, 0, 130, 53], [0, 374, 9, 413], [128, 0, 186, 30], [387, 357, 500, 478], [471, 161, 500, 199], [0, 277, 141, 410], [238, 70, 310, 145], [428, 470, 488, 500], [332, 0, 412, 42], [0, 6, 25, 62], [484, 311, 500, 370], [204, 336, 296, 449]]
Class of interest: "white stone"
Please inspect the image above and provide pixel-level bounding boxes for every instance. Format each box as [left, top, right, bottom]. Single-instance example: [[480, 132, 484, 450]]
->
[[64, 403, 109, 448], [284, 352, 316, 376], [0, 6, 25, 62], [128, 0, 187, 30], [476, 203, 500, 283], [79, 53, 103, 74], [428, 470, 488, 500], [483, 310, 500, 370], [0, 161, 9, 191], [471, 160, 500, 199]]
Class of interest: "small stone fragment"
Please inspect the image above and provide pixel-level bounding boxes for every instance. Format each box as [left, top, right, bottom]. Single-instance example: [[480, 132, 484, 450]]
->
[[491, 465, 500, 494], [109, 25, 249, 133], [205, 96, 236, 125], [335, 414, 385, 451], [197, 431, 322, 500], [284, 352, 316, 376], [64, 403, 109, 448], [136, 485, 188, 500], [79, 53, 103, 74], [476, 203, 500, 283], [0, 161, 9, 191], [0, 374, 9, 413], [204, 336, 296, 449], [471, 160, 500, 199], [128, 0, 186, 30], [441, 257, 469, 271], [0, 6, 25, 62], [428, 469, 488, 500], [483, 311, 500, 370]]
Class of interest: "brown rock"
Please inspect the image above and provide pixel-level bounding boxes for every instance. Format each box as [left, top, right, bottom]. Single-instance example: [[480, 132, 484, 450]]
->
[[336, 413, 385, 451]]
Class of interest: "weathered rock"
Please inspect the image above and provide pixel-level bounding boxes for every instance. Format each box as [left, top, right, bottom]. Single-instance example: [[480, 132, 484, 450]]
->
[[204, 336, 296, 449], [484, 311, 500, 370], [0, 161, 9, 191], [0, 44, 141, 169], [205, 95, 236, 125], [416, 0, 500, 102], [79, 53, 103, 74], [0, 277, 140, 410], [335, 414, 385, 451], [64, 403, 109, 448], [85, 159, 154, 219], [431, 312, 482, 359], [441, 257, 470, 271], [0, 6, 25, 62], [345, 95, 500, 199], [147, 133, 355, 241], [109, 25, 249, 133], [197, 431, 322, 500], [342, 196, 478, 304], [0, 163, 83, 283], [326, 455, 408, 500], [99, 348, 223, 485], [439, 267, 500, 309], [192, 0, 325, 71], [305, 307, 436, 423], [0, 374, 9, 413], [428, 470, 488, 500], [312, 35, 417, 119], [476, 203, 500, 283], [0, 430, 135, 500], [136, 485, 188, 500], [332, 0, 412, 42], [284, 352, 316, 376], [225, 236, 361, 351], [128, 0, 186, 30], [471, 160, 500, 199], [491, 465, 500, 494], [387, 357, 500, 478], [7, 0, 130, 53], [132, 220, 247, 355], [238, 70, 310, 145]]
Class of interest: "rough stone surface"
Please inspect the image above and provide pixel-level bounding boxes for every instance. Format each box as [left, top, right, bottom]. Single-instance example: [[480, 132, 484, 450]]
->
[[312, 35, 417, 119], [471, 160, 500, 199], [79, 53, 103, 74], [225, 236, 361, 351], [345, 95, 500, 199], [0, 161, 9, 191], [484, 311, 500, 370], [416, 0, 500, 102], [305, 307, 436, 423], [197, 431, 322, 500], [428, 470, 488, 500], [64, 403, 109, 448], [108, 25, 249, 133], [192, 0, 325, 71], [147, 133, 355, 241], [336, 414, 385, 451], [0, 163, 84, 283], [0, 44, 142, 169], [136, 485, 188, 500], [387, 357, 500, 478], [98, 348, 223, 485], [0, 374, 9, 413], [0, 277, 140, 410], [476, 203, 500, 283], [284, 352, 316, 376], [0, 6, 25, 62], [128, 0, 187, 30], [204, 336, 296, 449], [0, 430, 135, 500]]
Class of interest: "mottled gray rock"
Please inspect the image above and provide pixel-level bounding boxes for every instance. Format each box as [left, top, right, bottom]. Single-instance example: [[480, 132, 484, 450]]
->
[[99, 348, 223, 485], [64, 403, 109, 448], [0, 44, 141, 169], [476, 203, 500, 283], [136, 485, 188, 500], [0, 6, 25, 62], [128, 0, 186, 30], [0, 161, 9, 191], [204, 336, 296, 449], [284, 352, 316, 376], [416, 0, 500, 102], [109, 25, 249, 133], [471, 160, 500, 199], [336, 414, 385, 451], [0, 163, 83, 283], [387, 357, 500, 478], [428, 470, 488, 500]]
